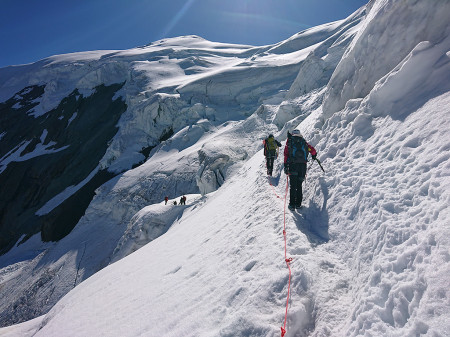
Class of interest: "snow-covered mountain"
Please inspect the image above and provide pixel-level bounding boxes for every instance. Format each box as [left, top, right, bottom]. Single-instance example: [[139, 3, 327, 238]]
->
[[1, 0, 449, 336]]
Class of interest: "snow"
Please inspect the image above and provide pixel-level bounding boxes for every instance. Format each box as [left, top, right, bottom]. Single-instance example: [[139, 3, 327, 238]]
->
[[66, 112, 77, 127], [0, 316, 44, 337], [35, 166, 100, 216], [311, 90, 450, 336], [0, 16, 359, 174], [322, 0, 450, 118], [362, 35, 450, 120], [0, 139, 69, 174], [1, 0, 450, 336]]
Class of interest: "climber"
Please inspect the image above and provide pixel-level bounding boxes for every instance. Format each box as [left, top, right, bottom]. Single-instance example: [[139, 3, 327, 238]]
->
[[263, 134, 282, 176], [283, 129, 317, 210]]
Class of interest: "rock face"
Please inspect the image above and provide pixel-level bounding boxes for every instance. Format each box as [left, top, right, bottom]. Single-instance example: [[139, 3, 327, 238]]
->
[[0, 83, 126, 254]]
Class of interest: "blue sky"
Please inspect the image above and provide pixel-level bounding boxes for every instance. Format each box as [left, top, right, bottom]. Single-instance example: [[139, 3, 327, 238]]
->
[[0, 0, 367, 68]]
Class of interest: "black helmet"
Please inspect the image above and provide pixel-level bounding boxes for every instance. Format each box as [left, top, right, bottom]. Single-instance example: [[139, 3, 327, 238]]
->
[[268, 134, 274, 138]]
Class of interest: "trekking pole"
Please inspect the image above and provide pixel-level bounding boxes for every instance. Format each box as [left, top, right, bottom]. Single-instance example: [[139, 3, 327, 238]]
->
[[315, 158, 325, 173]]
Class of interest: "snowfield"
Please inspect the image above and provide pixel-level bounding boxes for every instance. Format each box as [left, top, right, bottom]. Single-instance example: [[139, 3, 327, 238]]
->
[[0, 0, 449, 336]]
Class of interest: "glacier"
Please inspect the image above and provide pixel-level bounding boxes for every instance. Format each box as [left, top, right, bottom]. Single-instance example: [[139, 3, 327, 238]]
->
[[0, 0, 449, 336]]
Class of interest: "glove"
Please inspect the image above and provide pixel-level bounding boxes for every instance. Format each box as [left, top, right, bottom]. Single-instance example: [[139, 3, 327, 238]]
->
[[312, 154, 317, 160], [284, 164, 289, 174]]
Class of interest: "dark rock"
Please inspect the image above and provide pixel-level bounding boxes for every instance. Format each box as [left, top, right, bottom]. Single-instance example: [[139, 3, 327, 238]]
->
[[0, 83, 127, 254]]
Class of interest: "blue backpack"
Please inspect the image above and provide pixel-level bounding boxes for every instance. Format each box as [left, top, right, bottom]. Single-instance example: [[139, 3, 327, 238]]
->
[[288, 134, 308, 163]]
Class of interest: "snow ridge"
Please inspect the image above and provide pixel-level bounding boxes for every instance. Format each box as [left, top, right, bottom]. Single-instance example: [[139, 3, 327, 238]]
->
[[0, 0, 449, 336]]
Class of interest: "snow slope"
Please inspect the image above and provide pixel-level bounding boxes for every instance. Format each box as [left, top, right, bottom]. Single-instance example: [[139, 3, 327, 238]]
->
[[0, 5, 365, 327], [1, 0, 450, 336], [3, 90, 449, 336]]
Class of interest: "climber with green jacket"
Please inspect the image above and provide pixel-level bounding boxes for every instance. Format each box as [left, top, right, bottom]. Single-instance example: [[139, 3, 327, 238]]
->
[[263, 134, 282, 176]]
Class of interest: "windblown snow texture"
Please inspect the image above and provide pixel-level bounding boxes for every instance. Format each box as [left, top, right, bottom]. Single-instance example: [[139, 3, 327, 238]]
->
[[0, 0, 449, 336]]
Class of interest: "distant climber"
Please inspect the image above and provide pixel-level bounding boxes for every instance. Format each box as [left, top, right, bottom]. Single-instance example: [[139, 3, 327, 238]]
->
[[164, 196, 169, 205], [283, 129, 317, 210], [173, 200, 177, 205], [181, 195, 186, 205], [263, 134, 282, 176]]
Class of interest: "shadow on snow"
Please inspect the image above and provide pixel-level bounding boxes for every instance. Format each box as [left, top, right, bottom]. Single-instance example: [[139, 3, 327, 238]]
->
[[292, 177, 329, 246]]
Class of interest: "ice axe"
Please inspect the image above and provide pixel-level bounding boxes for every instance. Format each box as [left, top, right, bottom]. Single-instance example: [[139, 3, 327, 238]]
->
[[314, 157, 325, 173]]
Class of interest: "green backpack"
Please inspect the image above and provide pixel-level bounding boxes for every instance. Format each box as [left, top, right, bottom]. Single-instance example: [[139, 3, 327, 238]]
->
[[266, 137, 277, 151]]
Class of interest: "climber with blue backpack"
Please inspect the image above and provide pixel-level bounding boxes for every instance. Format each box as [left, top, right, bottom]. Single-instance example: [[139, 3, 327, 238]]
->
[[283, 129, 317, 210], [263, 134, 282, 176]]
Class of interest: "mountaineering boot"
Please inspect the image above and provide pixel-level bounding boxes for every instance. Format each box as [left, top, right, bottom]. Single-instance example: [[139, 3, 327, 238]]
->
[[288, 204, 295, 211]]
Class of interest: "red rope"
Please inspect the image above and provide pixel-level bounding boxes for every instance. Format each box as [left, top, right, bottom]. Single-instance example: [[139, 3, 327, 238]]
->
[[266, 174, 293, 337], [281, 177, 292, 336]]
